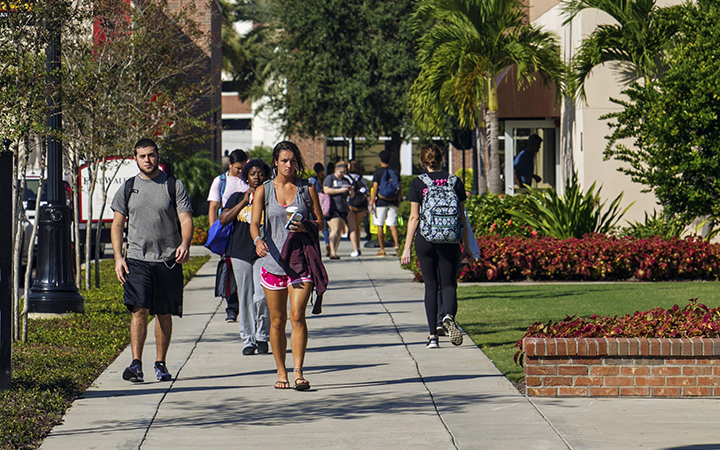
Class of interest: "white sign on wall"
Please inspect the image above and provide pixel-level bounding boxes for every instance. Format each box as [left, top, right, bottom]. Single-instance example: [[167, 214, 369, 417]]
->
[[78, 157, 167, 223]]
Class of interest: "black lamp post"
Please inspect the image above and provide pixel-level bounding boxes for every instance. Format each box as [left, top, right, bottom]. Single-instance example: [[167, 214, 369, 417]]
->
[[26, 28, 84, 315], [0, 141, 13, 389]]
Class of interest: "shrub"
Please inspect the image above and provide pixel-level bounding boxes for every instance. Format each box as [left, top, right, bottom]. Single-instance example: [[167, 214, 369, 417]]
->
[[620, 209, 688, 239], [509, 172, 633, 239], [192, 215, 210, 245], [513, 299, 720, 364], [458, 234, 720, 282], [465, 193, 534, 237]]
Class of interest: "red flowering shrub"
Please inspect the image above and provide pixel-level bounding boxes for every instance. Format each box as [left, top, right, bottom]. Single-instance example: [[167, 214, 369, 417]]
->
[[457, 234, 720, 282], [513, 300, 720, 364], [192, 227, 208, 245]]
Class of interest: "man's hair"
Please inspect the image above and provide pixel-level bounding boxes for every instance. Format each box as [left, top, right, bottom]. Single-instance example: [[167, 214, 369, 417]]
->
[[528, 134, 543, 148], [229, 149, 248, 164], [313, 162, 325, 174], [134, 138, 158, 154], [379, 150, 390, 164]]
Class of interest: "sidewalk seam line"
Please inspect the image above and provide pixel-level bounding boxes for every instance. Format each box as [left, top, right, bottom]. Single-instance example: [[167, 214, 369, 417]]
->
[[138, 299, 224, 449], [361, 259, 460, 450], [525, 396, 574, 450]]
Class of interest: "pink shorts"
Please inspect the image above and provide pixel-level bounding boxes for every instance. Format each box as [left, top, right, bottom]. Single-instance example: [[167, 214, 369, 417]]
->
[[260, 267, 312, 290]]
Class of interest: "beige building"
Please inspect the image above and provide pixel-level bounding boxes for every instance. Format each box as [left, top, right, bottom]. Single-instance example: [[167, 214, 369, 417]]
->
[[494, 0, 665, 223]]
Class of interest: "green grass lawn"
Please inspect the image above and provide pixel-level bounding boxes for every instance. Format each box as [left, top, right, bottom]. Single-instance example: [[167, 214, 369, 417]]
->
[[456, 281, 720, 382]]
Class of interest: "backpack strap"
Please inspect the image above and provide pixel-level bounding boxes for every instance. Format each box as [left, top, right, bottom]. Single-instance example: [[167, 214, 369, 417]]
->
[[219, 173, 227, 201], [447, 174, 458, 189], [262, 179, 273, 239], [419, 173, 433, 187]]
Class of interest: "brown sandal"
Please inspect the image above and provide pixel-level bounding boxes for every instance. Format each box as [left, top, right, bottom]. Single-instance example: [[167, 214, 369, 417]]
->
[[274, 380, 291, 389], [293, 378, 310, 391]]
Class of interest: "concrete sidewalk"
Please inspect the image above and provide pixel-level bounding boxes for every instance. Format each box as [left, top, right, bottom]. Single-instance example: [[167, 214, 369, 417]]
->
[[39, 242, 720, 450]]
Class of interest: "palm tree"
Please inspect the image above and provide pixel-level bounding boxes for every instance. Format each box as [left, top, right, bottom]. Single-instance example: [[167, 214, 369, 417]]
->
[[410, 0, 565, 194], [562, 0, 679, 101]]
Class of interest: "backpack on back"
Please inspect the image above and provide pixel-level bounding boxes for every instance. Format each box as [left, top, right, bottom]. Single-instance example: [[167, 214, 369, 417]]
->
[[418, 173, 463, 244], [377, 167, 400, 201]]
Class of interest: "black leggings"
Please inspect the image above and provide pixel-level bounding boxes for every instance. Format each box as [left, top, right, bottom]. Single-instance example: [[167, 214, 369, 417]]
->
[[415, 234, 461, 336]]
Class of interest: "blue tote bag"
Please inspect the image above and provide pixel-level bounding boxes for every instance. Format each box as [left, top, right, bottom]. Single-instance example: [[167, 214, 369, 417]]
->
[[205, 219, 234, 255]]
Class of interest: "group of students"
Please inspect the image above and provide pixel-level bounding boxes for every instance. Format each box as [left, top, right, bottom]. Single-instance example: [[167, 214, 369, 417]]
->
[[112, 138, 472, 392], [308, 150, 403, 260]]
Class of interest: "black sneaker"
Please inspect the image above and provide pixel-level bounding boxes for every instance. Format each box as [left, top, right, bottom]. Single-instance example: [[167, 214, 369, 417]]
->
[[442, 314, 463, 346], [155, 361, 172, 381], [436, 325, 446, 336], [426, 336, 439, 349], [242, 345, 256, 356], [257, 341, 269, 354], [123, 360, 144, 383], [226, 311, 238, 322]]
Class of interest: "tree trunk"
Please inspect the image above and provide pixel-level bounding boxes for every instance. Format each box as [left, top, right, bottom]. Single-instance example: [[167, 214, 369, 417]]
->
[[486, 79, 502, 194], [387, 131, 402, 174], [474, 123, 487, 194], [71, 152, 81, 287], [85, 162, 100, 290]]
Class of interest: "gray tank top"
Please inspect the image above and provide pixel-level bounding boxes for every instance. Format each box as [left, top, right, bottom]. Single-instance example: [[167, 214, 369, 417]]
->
[[262, 181, 310, 275]]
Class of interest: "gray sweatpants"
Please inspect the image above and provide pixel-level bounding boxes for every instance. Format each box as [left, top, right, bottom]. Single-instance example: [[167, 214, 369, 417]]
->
[[230, 258, 269, 348]]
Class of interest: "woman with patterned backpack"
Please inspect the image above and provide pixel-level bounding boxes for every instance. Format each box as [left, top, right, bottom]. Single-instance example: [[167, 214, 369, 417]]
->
[[400, 144, 472, 349]]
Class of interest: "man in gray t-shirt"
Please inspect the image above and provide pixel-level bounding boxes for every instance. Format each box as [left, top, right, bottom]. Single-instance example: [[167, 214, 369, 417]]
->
[[110, 139, 193, 384]]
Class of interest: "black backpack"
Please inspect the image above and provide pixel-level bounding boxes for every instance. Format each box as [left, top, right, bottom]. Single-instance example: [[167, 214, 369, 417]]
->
[[347, 175, 368, 212]]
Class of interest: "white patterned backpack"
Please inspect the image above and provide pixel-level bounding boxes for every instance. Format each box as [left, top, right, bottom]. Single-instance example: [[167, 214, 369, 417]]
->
[[419, 173, 463, 244]]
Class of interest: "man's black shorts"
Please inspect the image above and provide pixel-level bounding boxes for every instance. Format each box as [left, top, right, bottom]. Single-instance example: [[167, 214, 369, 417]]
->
[[124, 258, 183, 317]]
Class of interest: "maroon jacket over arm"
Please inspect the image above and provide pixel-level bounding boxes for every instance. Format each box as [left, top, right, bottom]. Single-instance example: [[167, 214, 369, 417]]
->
[[279, 220, 329, 314]]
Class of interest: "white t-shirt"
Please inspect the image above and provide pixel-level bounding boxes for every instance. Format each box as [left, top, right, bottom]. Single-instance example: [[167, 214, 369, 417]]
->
[[207, 172, 249, 208]]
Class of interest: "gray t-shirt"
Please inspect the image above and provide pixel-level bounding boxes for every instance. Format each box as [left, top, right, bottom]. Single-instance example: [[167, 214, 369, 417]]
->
[[111, 172, 192, 262], [262, 182, 310, 276]]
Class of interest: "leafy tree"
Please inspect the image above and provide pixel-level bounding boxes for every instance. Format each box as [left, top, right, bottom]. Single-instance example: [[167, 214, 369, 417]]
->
[[410, 0, 565, 194], [603, 0, 720, 224], [562, 0, 680, 101], [242, 0, 419, 165]]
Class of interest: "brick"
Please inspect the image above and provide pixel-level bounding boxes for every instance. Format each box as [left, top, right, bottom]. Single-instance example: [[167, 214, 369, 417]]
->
[[546, 339, 557, 356], [605, 358, 634, 366], [589, 387, 619, 397], [525, 376, 541, 387], [559, 365, 588, 376], [526, 365, 557, 376], [566, 339, 577, 356], [534, 339, 546, 356], [697, 358, 720, 365], [652, 387, 681, 397], [556, 339, 568, 356], [577, 339, 588, 356], [647, 338, 660, 356], [639, 339, 649, 356], [558, 387, 588, 396], [621, 366, 650, 376], [667, 376, 696, 386], [575, 376, 603, 386], [574, 357, 602, 365], [588, 339, 598, 357], [543, 376, 573, 386], [702, 339, 714, 357], [618, 339, 630, 356], [634, 376, 665, 386], [620, 387, 650, 396], [527, 387, 556, 397], [713, 366, 720, 376], [683, 387, 712, 396], [670, 339, 682, 356], [590, 366, 619, 376], [660, 340, 671, 356], [697, 376, 720, 386], [523, 339, 536, 357], [683, 366, 712, 376], [605, 376, 634, 386], [606, 338, 617, 356], [596, 338, 608, 356], [628, 338, 640, 356], [691, 338, 704, 356], [652, 366, 681, 376], [681, 338, 694, 356], [666, 358, 695, 365]]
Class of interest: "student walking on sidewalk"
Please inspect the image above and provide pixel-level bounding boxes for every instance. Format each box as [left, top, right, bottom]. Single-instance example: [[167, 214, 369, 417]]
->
[[111, 139, 193, 382], [250, 141, 325, 390], [400, 144, 471, 349]]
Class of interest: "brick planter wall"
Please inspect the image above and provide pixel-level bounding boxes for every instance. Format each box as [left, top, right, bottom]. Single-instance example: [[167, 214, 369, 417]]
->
[[523, 338, 720, 397]]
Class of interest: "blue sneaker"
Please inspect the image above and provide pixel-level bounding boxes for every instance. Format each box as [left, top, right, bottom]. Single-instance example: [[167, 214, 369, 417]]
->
[[155, 362, 172, 381], [123, 360, 144, 383]]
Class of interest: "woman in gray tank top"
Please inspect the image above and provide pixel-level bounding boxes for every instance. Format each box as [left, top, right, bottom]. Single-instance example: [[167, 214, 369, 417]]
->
[[250, 141, 324, 391]]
